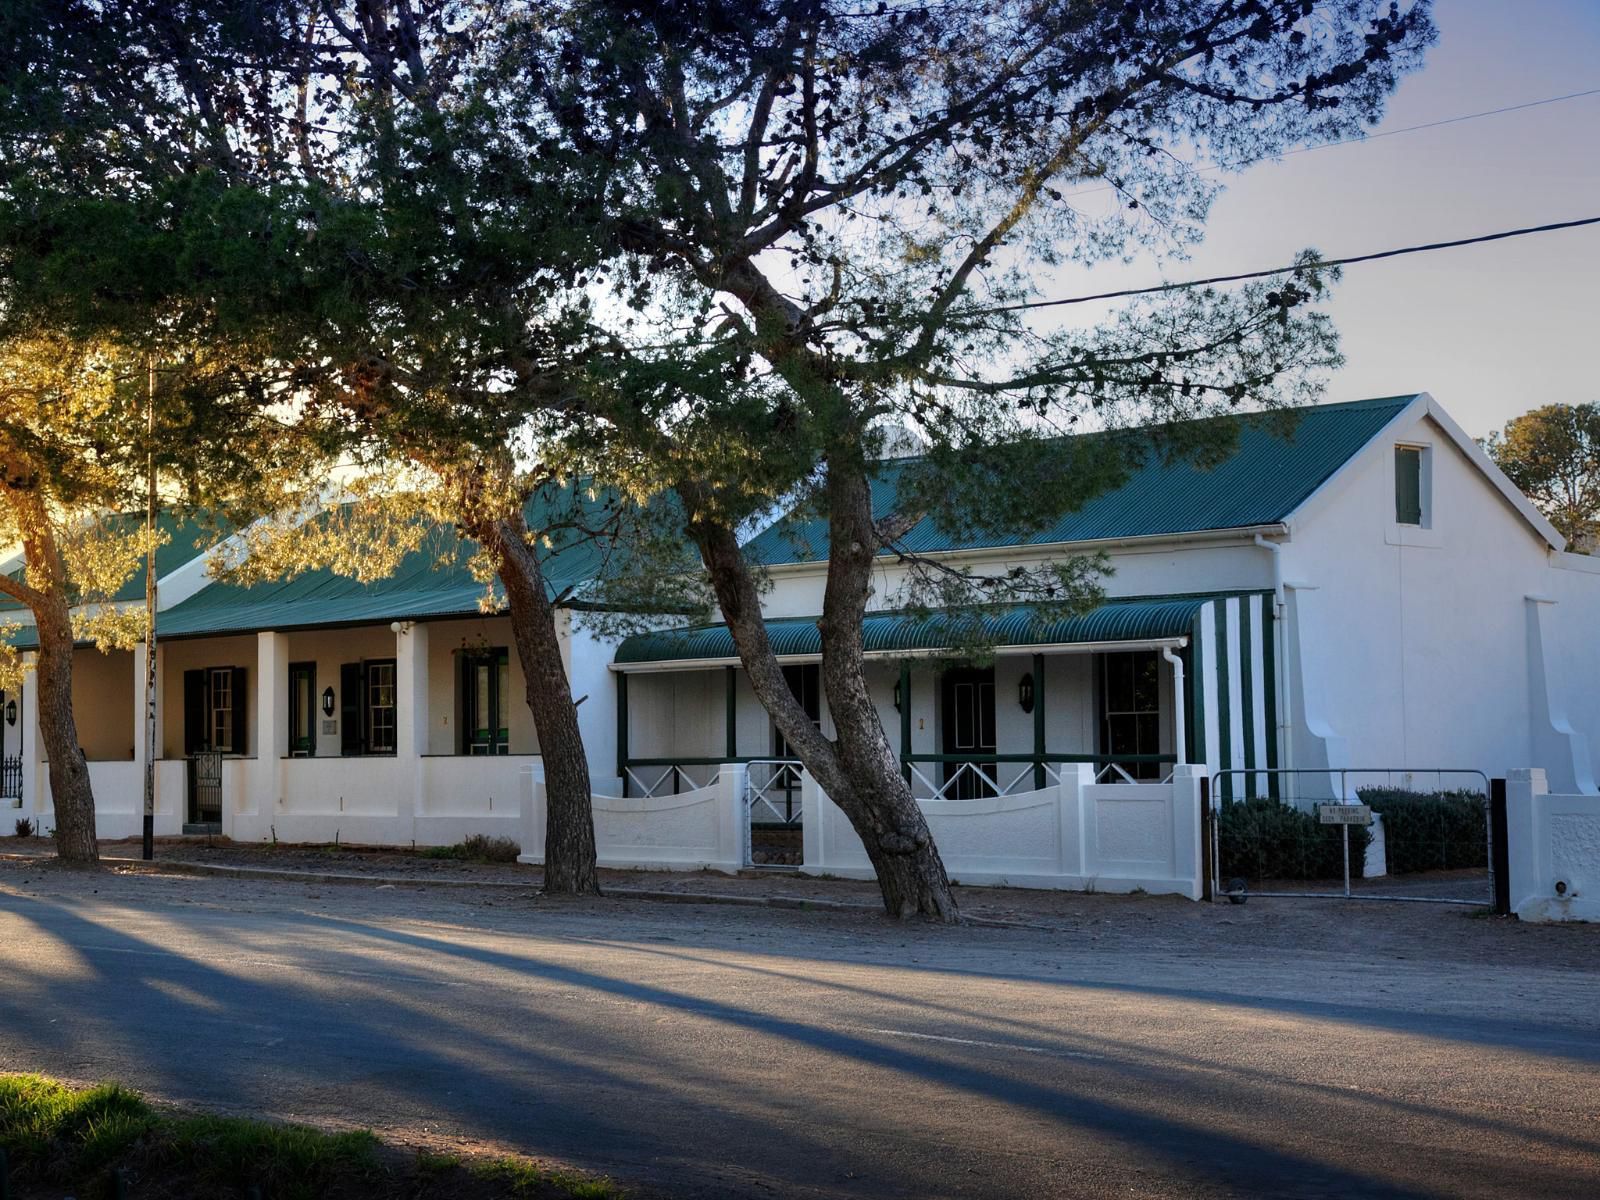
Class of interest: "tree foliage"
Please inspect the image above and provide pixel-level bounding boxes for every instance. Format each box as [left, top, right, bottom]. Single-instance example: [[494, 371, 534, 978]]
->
[[1485, 403, 1600, 552]]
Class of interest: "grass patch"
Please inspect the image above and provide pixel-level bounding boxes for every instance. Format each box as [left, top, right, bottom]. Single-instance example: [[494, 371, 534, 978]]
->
[[473, 1156, 622, 1198], [420, 834, 523, 863], [0, 1074, 617, 1199]]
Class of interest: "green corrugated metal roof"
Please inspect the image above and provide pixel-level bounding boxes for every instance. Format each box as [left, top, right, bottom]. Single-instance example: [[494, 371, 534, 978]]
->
[[615, 594, 1223, 665], [745, 396, 1418, 565], [154, 484, 632, 640], [0, 509, 231, 613]]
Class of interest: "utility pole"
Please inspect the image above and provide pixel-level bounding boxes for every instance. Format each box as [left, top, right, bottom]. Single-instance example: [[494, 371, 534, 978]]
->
[[142, 357, 158, 861]]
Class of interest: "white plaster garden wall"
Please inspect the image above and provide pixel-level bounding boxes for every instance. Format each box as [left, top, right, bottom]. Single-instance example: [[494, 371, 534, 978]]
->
[[520, 764, 745, 874], [801, 764, 1205, 897], [1505, 768, 1600, 922]]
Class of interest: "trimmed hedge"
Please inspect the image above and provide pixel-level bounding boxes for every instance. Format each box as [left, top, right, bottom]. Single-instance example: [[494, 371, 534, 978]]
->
[[1217, 797, 1371, 883], [1358, 788, 1486, 874]]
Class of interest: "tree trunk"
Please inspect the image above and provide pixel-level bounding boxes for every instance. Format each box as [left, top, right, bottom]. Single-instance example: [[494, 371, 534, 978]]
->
[[32, 590, 97, 863], [817, 460, 958, 920], [482, 512, 601, 896], [681, 470, 959, 922]]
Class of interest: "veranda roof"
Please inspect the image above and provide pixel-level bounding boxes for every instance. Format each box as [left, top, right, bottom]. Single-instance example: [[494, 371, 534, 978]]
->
[[613, 594, 1225, 670]]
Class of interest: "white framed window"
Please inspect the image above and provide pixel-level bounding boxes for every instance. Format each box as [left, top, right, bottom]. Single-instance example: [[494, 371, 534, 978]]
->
[[209, 667, 235, 753], [1393, 443, 1431, 528]]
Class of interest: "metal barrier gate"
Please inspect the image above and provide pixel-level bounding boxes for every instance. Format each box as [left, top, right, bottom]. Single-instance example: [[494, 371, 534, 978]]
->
[[0, 756, 21, 802], [186, 752, 223, 826], [1209, 767, 1493, 906]]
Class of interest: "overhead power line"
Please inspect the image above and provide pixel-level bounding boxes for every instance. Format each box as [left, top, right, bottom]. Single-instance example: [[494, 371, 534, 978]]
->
[[966, 216, 1600, 316], [1066, 86, 1600, 199]]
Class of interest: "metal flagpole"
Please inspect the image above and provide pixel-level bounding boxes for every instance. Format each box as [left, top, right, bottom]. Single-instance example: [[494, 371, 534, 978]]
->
[[142, 357, 158, 861]]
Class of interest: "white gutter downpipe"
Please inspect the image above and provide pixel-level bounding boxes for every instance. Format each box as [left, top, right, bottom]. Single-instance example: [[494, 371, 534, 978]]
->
[[1161, 644, 1186, 766]]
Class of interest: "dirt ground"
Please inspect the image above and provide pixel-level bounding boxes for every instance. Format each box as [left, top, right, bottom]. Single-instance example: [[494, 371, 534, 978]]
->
[[3, 837, 1597, 971]]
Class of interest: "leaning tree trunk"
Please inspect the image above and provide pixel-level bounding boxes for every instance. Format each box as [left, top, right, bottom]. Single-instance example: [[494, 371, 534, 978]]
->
[[683, 471, 959, 922], [31, 590, 97, 863], [482, 513, 601, 896]]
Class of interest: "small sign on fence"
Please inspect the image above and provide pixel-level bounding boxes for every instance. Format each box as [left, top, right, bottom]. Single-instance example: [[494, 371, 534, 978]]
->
[[1318, 803, 1372, 826]]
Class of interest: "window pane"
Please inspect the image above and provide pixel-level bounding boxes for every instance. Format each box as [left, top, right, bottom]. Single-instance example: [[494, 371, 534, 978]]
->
[[498, 658, 511, 746], [1395, 446, 1422, 525], [368, 663, 396, 753], [954, 683, 973, 749], [1133, 654, 1160, 712], [475, 665, 490, 736], [210, 668, 233, 752]]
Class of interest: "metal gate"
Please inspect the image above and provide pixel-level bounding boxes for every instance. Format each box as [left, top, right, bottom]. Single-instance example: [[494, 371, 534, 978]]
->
[[0, 756, 21, 802], [1209, 767, 1493, 906], [186, 752, 223, 826], [744, 759, 803, 867]]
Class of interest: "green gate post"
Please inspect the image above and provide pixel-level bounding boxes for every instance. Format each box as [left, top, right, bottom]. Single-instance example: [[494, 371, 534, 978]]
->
[[725, 666, 737, 759], [1032, 653, 1046, 791], [899, 661, 912, 784], [615, 670, 629, 797]]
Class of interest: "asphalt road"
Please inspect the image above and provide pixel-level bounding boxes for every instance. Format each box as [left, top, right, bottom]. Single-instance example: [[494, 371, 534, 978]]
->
[[2, 868, 1599, 1199]]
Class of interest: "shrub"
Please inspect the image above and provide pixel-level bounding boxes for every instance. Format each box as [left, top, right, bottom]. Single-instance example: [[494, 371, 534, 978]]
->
[[14, 817, 34, 838], [1217, 797, 1371, 883], [420, 834, 521, 863], [1358, 788, 1487, 874]]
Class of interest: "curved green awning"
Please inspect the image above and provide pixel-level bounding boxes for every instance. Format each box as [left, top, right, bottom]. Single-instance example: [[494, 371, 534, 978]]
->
[[615, 595, 1223, 667]]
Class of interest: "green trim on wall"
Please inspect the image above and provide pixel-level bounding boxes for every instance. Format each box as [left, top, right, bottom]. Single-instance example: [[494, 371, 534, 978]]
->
[[1032, 652, 1046, 790], [1188, 611, 1206, 772]]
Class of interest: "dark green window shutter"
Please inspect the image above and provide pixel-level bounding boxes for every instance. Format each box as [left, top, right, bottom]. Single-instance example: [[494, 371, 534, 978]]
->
[[183, 670, 208, 754], [230, 668, 249, 756], [340, 662, 364, 756], [1395, 446, 1422, 525]]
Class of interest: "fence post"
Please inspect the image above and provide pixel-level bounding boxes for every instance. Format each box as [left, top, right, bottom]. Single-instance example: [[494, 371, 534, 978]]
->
[[1503, 768, 1547, 920], [517, 763, 547, 866], [1489, 778, 1510, 916], [1167, 763, 1206, 901], [801, 771, 824, 871], [719, 761, 750, 872], [1199, 775, 1214, 901], [1057, 761, 1094, 881]]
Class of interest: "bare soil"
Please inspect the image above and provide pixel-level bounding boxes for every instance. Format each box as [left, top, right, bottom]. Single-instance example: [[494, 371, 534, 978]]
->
[[3, 839, 1597, 972]]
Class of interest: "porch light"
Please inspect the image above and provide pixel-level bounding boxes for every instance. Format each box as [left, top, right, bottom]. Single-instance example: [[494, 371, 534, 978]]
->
[[1018, 672, 1035, 714], [892, 679, 901, 711], [3, 699, 14, 727], [321, 687, 336, 718]]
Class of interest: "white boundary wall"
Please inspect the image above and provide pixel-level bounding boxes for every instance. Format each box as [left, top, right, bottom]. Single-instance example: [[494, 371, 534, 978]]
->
[[21, 754, 529, 847], [519, 763, 746, 875], [1506, 767, 1600, 923], [802, 763, 1205, 898]]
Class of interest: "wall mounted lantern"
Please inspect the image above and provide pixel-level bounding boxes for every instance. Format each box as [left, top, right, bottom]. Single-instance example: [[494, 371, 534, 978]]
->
[[321, 687, 336, 718], [4, 698, 15, 727], [1018, 672, 1035, 714], [892, 679, 902, 712]]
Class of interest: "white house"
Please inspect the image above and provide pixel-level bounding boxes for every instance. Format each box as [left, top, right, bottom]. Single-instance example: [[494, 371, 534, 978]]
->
[[614, 393, 1600, 805], [4, 393, 1599, 891]]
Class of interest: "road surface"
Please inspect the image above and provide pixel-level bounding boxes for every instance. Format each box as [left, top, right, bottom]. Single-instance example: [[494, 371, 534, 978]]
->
[[2, 863, 1598, 1198]]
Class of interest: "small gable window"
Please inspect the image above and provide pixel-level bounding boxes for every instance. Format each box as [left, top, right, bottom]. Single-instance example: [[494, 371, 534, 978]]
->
[[1394, 445, 1424, 526]]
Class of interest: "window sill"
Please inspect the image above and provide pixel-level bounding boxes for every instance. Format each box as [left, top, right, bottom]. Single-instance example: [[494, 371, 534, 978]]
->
[[1385, 524, 1442, 549]]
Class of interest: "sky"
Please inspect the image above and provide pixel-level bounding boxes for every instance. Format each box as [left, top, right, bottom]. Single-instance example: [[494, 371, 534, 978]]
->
[[1037, 0, 1600, 441]]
